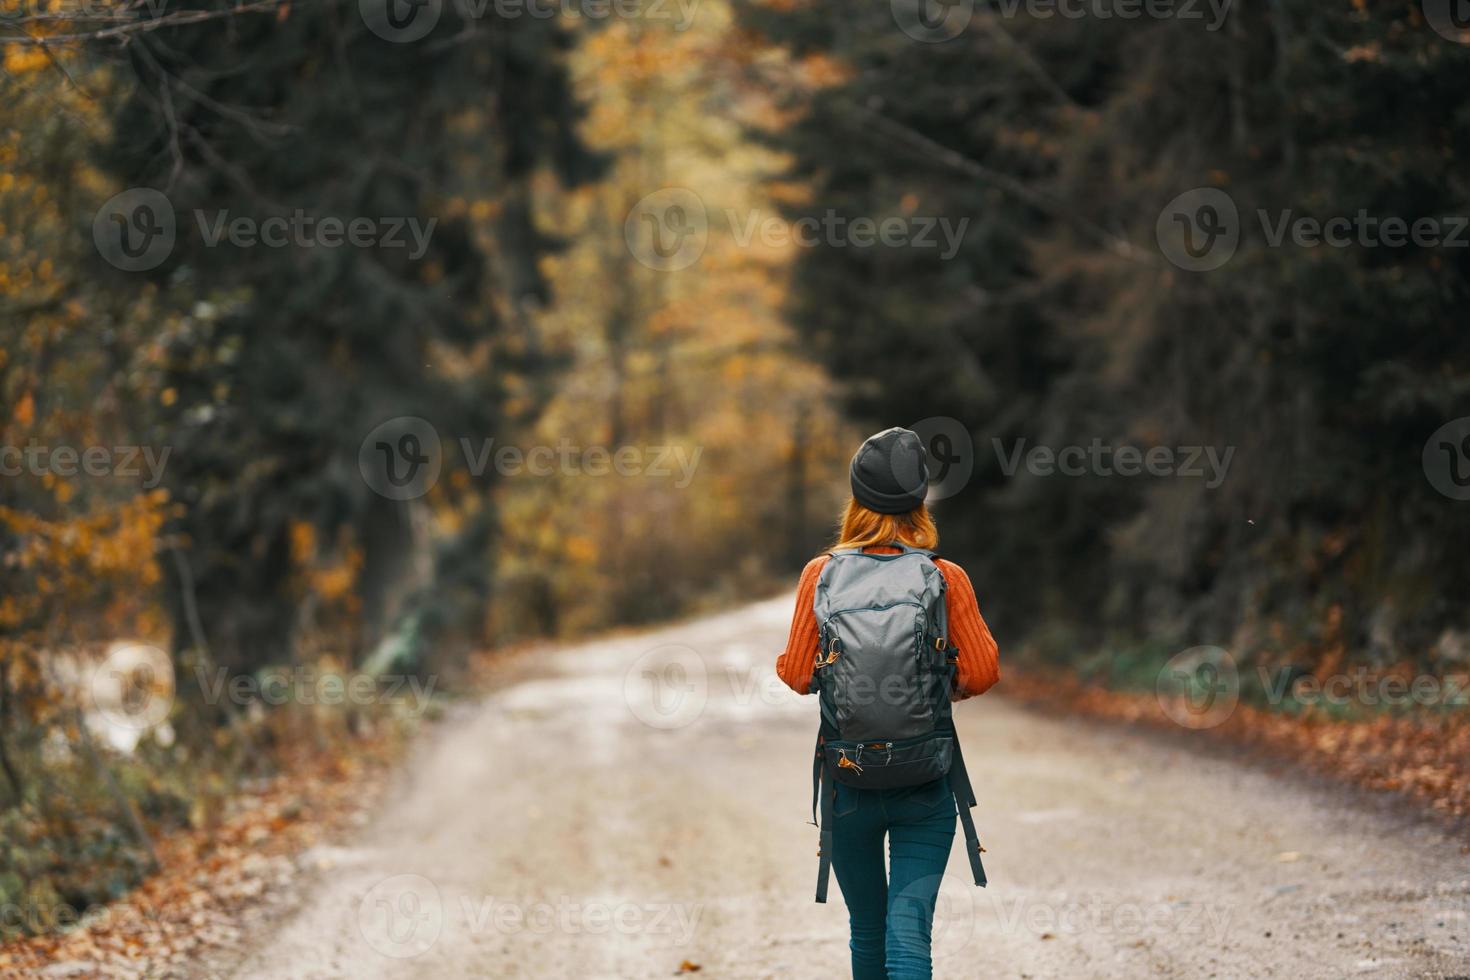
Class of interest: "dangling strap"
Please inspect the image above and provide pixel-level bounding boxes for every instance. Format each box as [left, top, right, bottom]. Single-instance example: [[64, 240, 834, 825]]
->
[[810, 739, 823, 827], [949, 736, 988, 887], [813, 734, 837, 903]]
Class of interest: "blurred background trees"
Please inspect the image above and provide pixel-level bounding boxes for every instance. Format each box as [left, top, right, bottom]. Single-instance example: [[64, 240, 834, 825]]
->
[[0, 0, 851, 928], [99, 0, 608, 685], [741, 0, 1470, 684]]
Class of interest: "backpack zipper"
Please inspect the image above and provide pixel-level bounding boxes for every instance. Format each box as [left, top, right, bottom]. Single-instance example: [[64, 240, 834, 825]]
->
[[829, 732, 949, 753], [823, 599, 926, 620]]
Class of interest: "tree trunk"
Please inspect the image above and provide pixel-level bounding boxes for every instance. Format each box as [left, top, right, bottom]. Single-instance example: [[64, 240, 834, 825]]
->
[[0, 658, 24, 805]]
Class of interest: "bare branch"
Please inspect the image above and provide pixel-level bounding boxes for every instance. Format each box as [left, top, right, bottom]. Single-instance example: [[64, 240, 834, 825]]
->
[[834, 100, 1157, 266], [0, 0, 289, 47]]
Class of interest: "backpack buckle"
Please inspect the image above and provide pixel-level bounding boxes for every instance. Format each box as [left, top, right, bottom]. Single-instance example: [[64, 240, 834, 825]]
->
[[815, 637, 842, 669], [934, 636, 946, 651]]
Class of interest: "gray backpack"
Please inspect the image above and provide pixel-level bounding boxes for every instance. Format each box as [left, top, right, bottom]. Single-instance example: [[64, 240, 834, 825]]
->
[[809, 543, 987, 902]]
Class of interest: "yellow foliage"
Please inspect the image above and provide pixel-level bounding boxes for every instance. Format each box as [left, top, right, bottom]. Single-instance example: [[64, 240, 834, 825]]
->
[[2, 46, 52, 75], [0, 490, 172, 647], [12, 390, 34, 425], [290, 520, 318, 564], [565, 535, 598, 565]]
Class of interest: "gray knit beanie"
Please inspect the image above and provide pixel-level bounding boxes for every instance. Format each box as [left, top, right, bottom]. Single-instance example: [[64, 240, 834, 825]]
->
[[849, 427, 930, 514]]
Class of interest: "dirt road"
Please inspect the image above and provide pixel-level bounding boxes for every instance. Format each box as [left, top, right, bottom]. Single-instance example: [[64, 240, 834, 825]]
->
[[222, 598, 1470, 979]]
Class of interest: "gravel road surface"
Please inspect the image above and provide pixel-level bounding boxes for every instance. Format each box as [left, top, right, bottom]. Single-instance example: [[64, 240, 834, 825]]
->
[[222, 598, 1470, 979]]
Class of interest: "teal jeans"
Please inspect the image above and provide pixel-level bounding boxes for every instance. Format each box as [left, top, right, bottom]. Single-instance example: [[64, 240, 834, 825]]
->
[[830, 777, 957, 980]]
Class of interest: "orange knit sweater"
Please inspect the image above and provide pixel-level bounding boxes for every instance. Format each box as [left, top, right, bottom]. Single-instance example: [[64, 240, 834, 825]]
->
[[776, 547, 1001, 700]]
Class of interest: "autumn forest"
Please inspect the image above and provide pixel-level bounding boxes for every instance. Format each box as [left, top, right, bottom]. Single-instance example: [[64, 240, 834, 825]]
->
[[2, 0, 1470, 975]]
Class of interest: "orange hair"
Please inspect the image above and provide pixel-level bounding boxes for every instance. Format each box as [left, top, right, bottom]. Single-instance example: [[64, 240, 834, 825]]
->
[[832, 498, 939, 552]]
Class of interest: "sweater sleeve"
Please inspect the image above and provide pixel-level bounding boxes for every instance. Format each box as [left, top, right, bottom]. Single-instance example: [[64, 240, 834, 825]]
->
[[936, 559, 1001, 700], [775, 556, 828, 695]]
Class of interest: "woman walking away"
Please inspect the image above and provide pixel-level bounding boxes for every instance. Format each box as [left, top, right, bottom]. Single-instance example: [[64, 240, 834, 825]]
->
[[777, 426, 1000, 980]]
